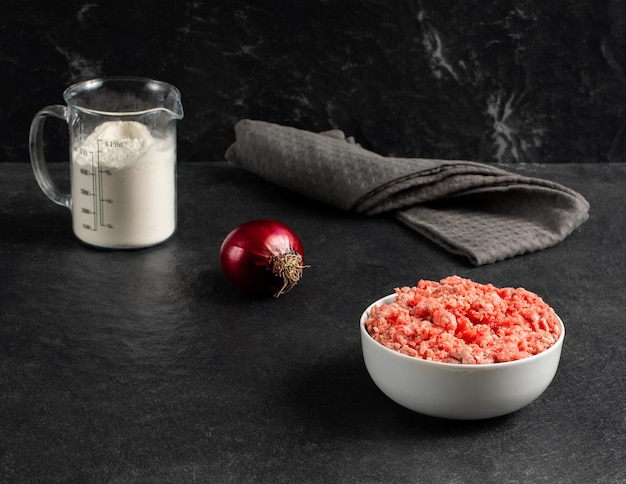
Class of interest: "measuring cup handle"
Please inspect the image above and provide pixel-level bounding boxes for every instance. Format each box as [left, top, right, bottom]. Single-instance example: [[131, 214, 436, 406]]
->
[[29, 105, 71, 209]]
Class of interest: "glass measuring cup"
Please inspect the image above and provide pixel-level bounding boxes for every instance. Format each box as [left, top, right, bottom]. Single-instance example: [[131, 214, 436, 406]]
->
[[29, 76, 184, 249]]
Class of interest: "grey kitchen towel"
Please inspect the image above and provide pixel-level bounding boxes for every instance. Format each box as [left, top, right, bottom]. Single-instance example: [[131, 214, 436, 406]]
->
[[225, 119, 590, 265]]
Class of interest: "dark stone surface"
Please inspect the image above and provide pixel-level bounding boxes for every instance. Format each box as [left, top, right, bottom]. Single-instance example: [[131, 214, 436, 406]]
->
[[1, 162, 624, 482], [1, 1, 625, 164]]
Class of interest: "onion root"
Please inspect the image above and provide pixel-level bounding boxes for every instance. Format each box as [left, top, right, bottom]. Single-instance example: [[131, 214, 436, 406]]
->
[[269, 250, 308, 297]]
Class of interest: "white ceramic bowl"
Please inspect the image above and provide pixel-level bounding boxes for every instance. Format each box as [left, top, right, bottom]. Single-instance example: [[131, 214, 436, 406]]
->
[[360, 294, 565, 419]]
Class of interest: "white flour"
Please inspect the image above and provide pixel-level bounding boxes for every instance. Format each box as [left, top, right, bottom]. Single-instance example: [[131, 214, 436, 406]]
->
[[71, 120, 176, 248]]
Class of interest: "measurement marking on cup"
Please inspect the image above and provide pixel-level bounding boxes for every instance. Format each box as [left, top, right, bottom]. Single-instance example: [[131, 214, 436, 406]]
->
[[96, 140, 115, 229], [77, 149, 98, 231], [91, 151, 98, 230]]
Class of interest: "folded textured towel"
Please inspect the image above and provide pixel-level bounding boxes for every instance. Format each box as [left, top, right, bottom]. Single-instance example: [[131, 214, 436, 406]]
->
[[225, 119, 590, 265]]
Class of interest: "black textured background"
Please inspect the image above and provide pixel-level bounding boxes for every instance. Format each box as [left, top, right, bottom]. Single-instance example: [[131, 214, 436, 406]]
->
[[2, 0, 626, 163]]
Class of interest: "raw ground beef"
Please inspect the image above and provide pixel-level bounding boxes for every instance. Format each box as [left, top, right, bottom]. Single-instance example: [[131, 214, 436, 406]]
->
[[365, 275, 562, 364]]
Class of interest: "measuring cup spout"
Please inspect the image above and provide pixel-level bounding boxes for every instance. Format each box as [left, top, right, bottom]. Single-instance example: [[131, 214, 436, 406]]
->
[[164, 96, 184, 120], [159, 82, 184, 120]]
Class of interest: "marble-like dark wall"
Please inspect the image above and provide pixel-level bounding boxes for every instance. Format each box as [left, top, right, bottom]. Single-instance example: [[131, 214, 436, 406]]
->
[[2, 0, 625, 163]]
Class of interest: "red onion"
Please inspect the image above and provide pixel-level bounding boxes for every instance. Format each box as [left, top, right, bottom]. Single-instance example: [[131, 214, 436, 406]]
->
[[219, 219, 308, 297]]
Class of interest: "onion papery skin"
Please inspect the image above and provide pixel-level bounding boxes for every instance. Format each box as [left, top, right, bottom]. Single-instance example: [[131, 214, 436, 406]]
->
[[219, 219, 306, 297]]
